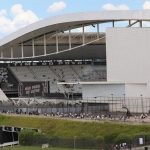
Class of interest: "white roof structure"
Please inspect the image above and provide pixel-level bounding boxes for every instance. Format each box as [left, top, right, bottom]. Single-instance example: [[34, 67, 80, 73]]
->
[[0, 10, 150, 60]]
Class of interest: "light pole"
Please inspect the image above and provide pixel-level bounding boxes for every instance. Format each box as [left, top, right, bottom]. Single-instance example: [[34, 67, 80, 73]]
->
[[95, 98, 97, 114], [74, 99, 77, 114], [94, 96, 102, 113], [141, 94, 144, 114], [123, 94, 126, 106], [67, 100, 69, 114], [111, 94, 114, 114]]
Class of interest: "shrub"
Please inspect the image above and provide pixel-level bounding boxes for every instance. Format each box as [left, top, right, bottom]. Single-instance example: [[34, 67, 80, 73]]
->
[[19, 131, 104, 149], [19, 129, 35, 145], [19, 130, 49, 146], [104, 133, 118, 150], [115, 133, 133, 145], [115, 132, 150, 148], [131, 132, 150, 146]]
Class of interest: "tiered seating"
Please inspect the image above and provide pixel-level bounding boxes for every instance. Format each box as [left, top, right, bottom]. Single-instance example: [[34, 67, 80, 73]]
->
[[0, 68, 8, 82], [30, 66, 56, 81], [31, 66, 61, 93], [72, 65, 106, 81], [49, 66, 81, 93], [9, 65, 106, 94], [10, 67, 37, 82], [50, 66, 79, 81]]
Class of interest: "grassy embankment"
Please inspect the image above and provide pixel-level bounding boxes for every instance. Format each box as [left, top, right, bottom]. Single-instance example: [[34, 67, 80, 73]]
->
[[0, 114, 149, 138]]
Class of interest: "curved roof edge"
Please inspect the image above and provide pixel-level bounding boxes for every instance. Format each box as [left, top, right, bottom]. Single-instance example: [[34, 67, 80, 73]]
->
[[1, 10, 150, 47]]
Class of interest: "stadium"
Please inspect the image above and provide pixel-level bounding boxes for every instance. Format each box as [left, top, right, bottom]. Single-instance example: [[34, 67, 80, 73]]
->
[[0, 10, 150, 114]]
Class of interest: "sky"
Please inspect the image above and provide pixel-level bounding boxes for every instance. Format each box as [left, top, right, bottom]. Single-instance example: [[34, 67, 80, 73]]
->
[[0, 0, 150, 38]]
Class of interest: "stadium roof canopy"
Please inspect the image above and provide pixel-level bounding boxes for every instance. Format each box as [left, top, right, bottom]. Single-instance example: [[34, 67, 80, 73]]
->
[[0, 10, 150, 61]]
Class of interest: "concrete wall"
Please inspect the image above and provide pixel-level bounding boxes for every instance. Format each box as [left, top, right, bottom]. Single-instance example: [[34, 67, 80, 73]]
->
[[106, 28, 150, 97], [125, 83, 147, 97], [81, 83, 150, 113], [82, 84, 125, 99]]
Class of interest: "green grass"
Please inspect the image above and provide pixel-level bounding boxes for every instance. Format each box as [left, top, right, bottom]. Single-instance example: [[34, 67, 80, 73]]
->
[[1, 146, 91, 150], [0, 114, 150, 138]]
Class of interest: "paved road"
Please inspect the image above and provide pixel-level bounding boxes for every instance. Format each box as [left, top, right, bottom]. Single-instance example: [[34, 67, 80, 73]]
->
[[124, 145, 150, 150]]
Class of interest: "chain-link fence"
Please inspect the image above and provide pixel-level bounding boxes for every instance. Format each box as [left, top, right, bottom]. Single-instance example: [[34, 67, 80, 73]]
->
[[0, 96, 150, 120], [19, 130, 150, 150], [19, 130, 104, 149]]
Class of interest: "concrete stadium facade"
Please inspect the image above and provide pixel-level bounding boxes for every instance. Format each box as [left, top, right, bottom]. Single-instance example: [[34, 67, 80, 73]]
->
[[0, 10, 150, 101]]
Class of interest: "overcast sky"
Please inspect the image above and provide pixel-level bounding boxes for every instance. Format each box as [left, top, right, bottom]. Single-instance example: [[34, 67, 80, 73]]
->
[[0, 0, 150, 38]]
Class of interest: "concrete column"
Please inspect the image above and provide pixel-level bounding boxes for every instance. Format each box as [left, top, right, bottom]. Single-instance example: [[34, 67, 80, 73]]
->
[[129, 20, 131, 26], [32, 39, 35, 57], [1, 50, 3, 58], [82, 25, 85, 44], [112, 21, 115, 27], [69, 29, 71, 49], [139, 20, 142, 28], [56, 32, 58, 53], [11, 47, 13, 58], [97, 23, 99, 38], [21, 43, 24, 58], [44, 34, 46, 55]]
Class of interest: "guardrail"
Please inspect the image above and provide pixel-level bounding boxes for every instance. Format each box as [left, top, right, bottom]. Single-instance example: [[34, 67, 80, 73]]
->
[[0, 141, 19, 147]]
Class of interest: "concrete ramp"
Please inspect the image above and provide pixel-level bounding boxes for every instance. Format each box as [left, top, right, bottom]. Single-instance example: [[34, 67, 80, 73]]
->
[[0, 88, 9, 102]]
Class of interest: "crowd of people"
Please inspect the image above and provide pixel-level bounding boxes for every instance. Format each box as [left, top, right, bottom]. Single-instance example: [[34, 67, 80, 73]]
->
[[1, 108, 149, 123], [1, 109, 113, 121]]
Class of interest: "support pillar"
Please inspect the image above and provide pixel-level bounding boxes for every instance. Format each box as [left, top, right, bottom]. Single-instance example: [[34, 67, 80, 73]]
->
[[11, 47, 13, 58], [112, 21, 115, 27], [139, 20, 142, 28], [97, 23, 99, 38], [69, 29, 71, 49], [21, 43, 24, 58], [82, 25, 85, 45], [56, 32, 58, 53], [129, 20, 131, 26], [1, 50, 3, 59], [32, 39, 35, 57], [44, 34, 46, 55]]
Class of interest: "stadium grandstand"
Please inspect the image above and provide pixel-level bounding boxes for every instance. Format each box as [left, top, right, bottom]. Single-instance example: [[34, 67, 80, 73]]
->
[[0, 10, 150, 114]]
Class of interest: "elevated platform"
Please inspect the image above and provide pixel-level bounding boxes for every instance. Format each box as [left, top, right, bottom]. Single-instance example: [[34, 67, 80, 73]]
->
[[58, 81, 147, 98]]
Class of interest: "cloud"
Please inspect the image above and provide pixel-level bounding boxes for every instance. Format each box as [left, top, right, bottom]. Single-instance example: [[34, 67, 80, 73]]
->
[[143, 1, 150, 9], [0, 4, 39, 37], [11, 4, 24, 15], [102, 3, 129, 11], [0, 9, 7, 16], [47, 1, 66, 13], [11, 4, 39, 29]]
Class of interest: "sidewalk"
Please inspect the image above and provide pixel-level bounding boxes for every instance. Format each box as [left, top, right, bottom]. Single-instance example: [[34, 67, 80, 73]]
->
[[124, 145, 150, 150]]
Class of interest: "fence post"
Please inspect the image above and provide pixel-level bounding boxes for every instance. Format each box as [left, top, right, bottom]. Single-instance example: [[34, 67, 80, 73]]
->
[[74, 136, 76, 150], [111, 94, 114, 115]]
